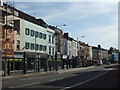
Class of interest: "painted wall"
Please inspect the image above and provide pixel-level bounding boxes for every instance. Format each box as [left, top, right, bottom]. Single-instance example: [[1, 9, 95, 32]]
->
[[23, 20, 55, 55], [72, 40, 77, 57], [67, 40, 72, 59]]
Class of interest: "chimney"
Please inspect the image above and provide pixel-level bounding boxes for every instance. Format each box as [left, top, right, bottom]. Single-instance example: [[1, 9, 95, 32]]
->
[[98, 45, 101, 49], [63, 33, 69, 39]]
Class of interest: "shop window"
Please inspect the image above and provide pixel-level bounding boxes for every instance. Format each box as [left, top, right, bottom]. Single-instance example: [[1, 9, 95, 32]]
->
[[25, 28, 30, 35]]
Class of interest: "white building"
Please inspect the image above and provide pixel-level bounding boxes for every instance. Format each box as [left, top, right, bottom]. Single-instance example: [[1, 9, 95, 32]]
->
[[7, 8, 56, 72]]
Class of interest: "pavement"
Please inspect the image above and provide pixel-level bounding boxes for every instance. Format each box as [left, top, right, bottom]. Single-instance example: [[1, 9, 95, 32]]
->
[[2, 66, 95, 80]]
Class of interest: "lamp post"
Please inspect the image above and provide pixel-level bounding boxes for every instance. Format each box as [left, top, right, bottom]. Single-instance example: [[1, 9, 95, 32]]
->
[[55, 24, 66, 71]]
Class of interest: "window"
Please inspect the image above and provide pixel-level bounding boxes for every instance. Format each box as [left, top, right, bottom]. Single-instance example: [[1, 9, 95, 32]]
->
[[39, 45, 42, 51], [31, 30, 34, 37], [16, 30, 20, 35], [49, 35, 51, 43], [52, 47, 54, 55], [35, 31, 39, 38], [52, 36, 54, 44], [39, 32, 42, 39], [25, 42, 29, 49], [35, 44, 39, 50], [16, 40, 20, 50], [43, 34, 46, 39], [43, 46, 47, 51], [49, 47, 51, 55], [14, 20, 20, 30], [25, 28, 30, 35], [31, 43, 35, 50]]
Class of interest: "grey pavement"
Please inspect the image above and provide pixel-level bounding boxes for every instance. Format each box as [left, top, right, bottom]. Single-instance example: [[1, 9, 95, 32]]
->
[[2, 66, 95, 80]]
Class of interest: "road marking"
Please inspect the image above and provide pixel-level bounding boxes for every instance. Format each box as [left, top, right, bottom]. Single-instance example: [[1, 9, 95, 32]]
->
[[9, 82, 40, 88], [49, 77, 65, 82], [60, 66, 116, 90]]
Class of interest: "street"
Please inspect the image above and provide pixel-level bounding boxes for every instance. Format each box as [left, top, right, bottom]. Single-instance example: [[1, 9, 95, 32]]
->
[[2, 64, 119, 89]]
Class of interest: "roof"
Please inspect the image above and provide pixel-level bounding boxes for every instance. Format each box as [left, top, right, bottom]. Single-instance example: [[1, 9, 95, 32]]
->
[[4, 3, 48, 28]]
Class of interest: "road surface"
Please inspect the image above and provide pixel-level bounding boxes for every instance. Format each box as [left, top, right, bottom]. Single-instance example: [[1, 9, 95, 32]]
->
[[2, 64, 119, 89]]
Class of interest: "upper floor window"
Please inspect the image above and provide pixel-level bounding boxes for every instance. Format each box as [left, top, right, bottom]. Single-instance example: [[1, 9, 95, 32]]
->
[[16, 40, 20, 50], [31, 43, 35, 50], [25, 42, 29, 49], [52, 47, 54, 55], [43, 46, 47, 51], [35, 44, 39, 50], [43, 34, 46, 39], [52, 36, 54, 44], [31, 30, 34, 37], [49, 47, 51, 55], [16, 30, 20, 35], [39, 45, 42, 51], [25, 28, 30, 35], [49, 35, 51, 43], [35, 31, 39, 38], [39, 32, 42, 39]]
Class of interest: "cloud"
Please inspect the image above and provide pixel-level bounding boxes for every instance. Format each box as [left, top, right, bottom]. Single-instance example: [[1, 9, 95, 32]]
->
[[75, 23, 118, 49], [40, 2, 117, 22], [15, 3, 30, 10], [14, 2, 118, 49]]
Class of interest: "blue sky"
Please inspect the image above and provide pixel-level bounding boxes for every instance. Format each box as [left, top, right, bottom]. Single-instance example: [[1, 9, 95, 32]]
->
[[14, 2, 118, 49]]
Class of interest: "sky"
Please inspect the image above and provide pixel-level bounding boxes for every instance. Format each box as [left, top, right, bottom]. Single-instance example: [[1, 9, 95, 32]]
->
[[12, 1, 118, 50]]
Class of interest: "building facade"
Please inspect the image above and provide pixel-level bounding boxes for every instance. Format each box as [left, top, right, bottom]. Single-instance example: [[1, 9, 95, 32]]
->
[[2, 4, 56, 75]]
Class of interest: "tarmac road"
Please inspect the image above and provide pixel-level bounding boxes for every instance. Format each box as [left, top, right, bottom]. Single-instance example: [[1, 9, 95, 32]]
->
[[2, 64, 119, 89], [66, 64, 120, 89]]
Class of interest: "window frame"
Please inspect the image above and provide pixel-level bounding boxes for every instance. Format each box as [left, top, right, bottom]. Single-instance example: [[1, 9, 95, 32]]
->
[[31, 43, 35, 50], [35, 31, 39, 38], [25, 28, 30, 35], [25, 42, 29, 49], [39, 32, 42, 39], [39, 45, 42, 51], [31, 30, 35, 37]]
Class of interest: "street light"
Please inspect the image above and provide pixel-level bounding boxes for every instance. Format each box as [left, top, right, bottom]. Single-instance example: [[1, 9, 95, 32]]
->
[[55, 24, 66, 71]]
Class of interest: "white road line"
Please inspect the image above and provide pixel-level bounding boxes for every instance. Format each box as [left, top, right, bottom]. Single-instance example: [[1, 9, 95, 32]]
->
[[49, 77, 65, 82], [49, 79, 56, 82], [9, 82, 40, 88], [60, 67, 115, 90]]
